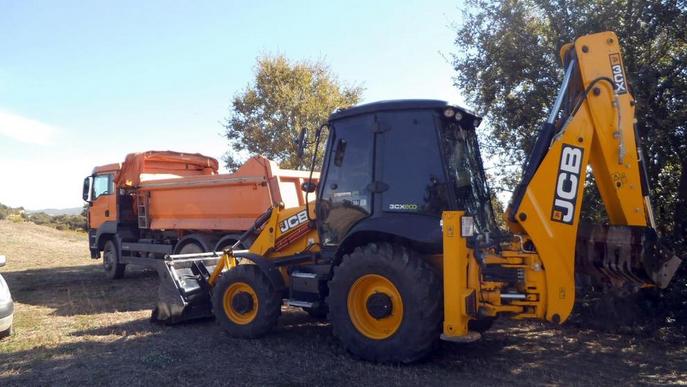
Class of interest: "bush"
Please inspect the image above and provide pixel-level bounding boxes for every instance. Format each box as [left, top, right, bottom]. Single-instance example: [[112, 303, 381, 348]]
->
[[0, 203, 22, 220], [0, 202, 87, 232], [24, 211, 87, 232], [29, 212, 52, 225], [7, 214, 23, 223]]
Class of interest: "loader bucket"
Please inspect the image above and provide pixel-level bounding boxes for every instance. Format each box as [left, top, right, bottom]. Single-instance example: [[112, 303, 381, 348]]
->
[[150, 207, 274, 324], [576, 225, 682, 289], [150, 253, 220, 324]]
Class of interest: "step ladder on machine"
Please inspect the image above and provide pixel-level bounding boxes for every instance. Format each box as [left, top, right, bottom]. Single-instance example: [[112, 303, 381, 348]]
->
[[137, 192, 149, 229]]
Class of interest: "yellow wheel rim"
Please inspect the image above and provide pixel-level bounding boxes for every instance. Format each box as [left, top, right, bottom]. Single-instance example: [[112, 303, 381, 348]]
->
[[222, 282, 259, 325], [347, 274, 404, 340]]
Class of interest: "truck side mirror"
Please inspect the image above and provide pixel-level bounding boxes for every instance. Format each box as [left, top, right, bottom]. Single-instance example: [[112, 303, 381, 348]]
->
[[82, 176, 92, 202], [296, 128, 307, 158], [301, 181, 317, 193]]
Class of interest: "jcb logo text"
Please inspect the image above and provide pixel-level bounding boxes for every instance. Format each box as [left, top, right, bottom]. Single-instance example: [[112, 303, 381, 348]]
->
[[551, 145, 583, 224], [280, 210, 308, 233]]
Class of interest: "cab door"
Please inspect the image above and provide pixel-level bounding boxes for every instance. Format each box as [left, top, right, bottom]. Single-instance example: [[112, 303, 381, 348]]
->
[[317, 114, 375, 247], [89, 173, 116, 230]]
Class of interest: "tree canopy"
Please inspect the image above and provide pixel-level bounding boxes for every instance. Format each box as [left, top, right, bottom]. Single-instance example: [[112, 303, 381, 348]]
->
[[224, 55, 363, 171], [453, 0, 687, 250]]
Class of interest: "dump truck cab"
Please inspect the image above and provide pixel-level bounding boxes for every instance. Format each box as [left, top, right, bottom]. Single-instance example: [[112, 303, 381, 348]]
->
[[83, 162, 121, 256], [84, 163, 121, 229], [317, 100, 497, 259]]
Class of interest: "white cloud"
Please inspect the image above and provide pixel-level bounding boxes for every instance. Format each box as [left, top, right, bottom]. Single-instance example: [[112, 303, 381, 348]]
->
[[0, 157, 85, 210], [0, 110, 57, 145]]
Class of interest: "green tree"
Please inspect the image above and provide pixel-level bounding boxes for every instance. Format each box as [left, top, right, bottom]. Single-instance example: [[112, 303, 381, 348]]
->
[[224, 55, 363, 170], [453, 0, 687, 249]]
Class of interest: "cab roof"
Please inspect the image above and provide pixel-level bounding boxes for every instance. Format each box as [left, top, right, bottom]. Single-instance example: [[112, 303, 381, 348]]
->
[[329, 99, 480, 121]]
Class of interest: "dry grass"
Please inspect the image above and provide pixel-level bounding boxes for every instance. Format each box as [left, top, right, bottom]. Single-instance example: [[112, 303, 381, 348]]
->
[[0, 220, 685, 386]]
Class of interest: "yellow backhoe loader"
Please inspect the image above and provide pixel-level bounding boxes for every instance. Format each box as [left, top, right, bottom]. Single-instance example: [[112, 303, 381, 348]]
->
[[151, 31, 681, 363]]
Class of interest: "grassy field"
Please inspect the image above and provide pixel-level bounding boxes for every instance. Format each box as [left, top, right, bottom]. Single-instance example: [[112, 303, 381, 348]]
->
[[0, 220, 685, 386]]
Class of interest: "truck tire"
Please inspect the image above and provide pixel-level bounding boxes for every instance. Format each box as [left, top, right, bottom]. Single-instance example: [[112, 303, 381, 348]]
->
[[327, 242, 441, 363], [212, 265, 281, 338], [103, 240, 125, 279], [215, 236, 245, 252], [178, 242, 204, 255]]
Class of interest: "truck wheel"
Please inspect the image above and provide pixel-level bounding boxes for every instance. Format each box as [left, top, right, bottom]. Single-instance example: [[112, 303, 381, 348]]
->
[[327, 242, 441, 363], [178, 242, 204, 255], [215, 237, 245, 252], [212, 265, 281, 338], [103, 240, 125, 279]]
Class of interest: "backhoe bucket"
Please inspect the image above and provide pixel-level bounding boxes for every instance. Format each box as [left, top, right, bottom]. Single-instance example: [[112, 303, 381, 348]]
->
[[150, 253, 221, 324], [576, 225, 681, 289]]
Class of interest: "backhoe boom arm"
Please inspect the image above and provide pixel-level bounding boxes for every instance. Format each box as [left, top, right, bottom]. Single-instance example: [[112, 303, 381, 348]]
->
[[502, 31, 680, 322]]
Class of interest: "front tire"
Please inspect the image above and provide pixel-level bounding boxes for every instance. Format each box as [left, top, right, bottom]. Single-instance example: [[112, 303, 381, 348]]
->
[[103, 240, 125, 279], [212, 265, 281, 338], [327, 243, 442, 363]]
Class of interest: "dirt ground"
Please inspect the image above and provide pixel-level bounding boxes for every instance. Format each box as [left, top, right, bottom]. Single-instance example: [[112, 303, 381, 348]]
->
[[0, 220, 684, 386]]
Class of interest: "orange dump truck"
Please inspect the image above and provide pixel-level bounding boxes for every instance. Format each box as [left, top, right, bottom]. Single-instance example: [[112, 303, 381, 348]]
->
[[82, 151, 316, 279]]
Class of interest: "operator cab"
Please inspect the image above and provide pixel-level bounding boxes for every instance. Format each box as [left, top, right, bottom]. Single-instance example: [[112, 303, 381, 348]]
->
[[315, 99, 496, 255]]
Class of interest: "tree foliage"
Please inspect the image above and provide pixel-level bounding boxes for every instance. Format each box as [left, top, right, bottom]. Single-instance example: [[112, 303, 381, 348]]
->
[[224, 55, 363, 170], [453, 0, 687, 325], [453, 0, 687, 249], [0, 203, 24, 222]]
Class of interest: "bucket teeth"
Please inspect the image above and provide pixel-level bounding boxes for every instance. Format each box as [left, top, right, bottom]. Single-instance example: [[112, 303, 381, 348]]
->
[[576, 225, 681, 288]]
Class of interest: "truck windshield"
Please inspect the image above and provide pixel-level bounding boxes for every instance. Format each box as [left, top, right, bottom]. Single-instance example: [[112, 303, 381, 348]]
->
[[440, 120, 497, 235]]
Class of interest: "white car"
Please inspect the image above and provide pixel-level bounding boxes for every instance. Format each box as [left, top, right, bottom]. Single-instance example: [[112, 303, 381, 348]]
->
[[0, 255, 13, 338]]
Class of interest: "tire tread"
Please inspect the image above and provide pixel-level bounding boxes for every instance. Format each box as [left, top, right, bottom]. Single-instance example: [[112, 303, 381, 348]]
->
[[327, 242, 442, 363]]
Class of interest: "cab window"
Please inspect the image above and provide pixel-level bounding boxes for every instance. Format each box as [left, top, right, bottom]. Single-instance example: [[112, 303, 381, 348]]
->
[[317, 115, 375, 246], [379, 110, 449, 215], [92, 174, 113, 199]]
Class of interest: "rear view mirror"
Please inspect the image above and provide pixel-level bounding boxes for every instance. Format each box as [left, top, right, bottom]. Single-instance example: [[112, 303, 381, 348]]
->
[[296, 128, 307, 158], [301, 181, 317, 193], [0, 255, 6, 267], [82, 176, 92, 202]]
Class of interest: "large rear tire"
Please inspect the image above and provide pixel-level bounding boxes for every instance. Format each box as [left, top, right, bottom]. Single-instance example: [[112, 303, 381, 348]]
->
[[103, 240, 125, 280], [212, 265, 281, 338], [327, 242, 442, 363]]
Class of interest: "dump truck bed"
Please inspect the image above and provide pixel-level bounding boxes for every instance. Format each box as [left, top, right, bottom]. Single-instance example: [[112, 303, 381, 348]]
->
[[137, 156, 314, 231]]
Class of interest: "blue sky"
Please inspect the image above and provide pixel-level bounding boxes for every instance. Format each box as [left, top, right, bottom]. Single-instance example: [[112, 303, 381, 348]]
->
[[0, 0, 467, 209]]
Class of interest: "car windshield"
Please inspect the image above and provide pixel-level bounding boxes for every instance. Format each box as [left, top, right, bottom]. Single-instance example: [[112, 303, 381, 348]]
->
[[440, 119, 497, 235]]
